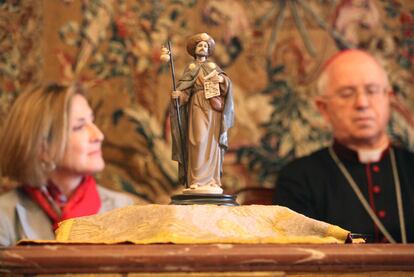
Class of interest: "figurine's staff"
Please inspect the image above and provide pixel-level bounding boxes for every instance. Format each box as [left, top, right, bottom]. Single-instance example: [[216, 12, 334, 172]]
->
[[161, 41, 188, 187]]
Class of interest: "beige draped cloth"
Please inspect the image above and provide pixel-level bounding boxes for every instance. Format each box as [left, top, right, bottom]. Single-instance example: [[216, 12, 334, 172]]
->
[[55, 205, 352, 244]]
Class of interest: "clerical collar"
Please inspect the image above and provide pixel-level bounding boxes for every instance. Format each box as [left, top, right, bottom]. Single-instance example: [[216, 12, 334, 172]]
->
[[332, 140, 390, 164]]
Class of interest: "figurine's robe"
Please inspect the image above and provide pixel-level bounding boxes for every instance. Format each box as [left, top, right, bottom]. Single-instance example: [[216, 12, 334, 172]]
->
[[170, 60, 234, 187]]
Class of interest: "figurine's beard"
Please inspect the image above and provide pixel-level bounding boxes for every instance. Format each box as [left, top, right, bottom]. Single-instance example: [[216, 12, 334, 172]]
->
[[195, 52, 207, 58]]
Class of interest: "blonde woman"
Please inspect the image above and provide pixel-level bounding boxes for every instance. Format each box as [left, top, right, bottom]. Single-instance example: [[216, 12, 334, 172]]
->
[[0, 84, 135, 246]]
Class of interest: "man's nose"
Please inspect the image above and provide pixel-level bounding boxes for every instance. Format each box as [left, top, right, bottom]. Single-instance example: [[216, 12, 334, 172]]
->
[[354, 89, 370, 108]]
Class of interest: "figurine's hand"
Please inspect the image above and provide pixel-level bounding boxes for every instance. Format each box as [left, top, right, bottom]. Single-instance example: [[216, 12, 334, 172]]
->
[[171, 90, 182, 99], [172, 90, 189, 105], [210, 75, 224, 83]]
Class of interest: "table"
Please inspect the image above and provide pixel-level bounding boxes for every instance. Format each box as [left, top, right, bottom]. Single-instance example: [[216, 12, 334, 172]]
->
[[1, 244, 414, 276]]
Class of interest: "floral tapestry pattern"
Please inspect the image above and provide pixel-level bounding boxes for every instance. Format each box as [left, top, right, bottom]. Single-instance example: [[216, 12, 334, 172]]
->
[[1, 0, 414, 202]]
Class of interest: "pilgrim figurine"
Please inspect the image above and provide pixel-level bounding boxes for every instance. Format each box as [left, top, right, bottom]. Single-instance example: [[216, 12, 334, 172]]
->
[[169, 33, 234, 194]]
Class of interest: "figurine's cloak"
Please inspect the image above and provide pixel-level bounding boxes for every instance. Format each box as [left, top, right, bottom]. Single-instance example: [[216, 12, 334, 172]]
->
[[170, 60, 234, 186]]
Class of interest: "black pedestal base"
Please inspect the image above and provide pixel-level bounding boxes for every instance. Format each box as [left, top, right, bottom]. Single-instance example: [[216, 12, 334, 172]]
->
[[170, 193, 239, 206]]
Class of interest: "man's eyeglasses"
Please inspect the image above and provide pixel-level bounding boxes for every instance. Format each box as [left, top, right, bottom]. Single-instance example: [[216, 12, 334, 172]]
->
[[327, 84, 388, 103]]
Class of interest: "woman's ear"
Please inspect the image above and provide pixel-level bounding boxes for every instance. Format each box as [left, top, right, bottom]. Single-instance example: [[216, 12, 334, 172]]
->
[[39, 140, 56, 171], [39, 140, 50, 162]]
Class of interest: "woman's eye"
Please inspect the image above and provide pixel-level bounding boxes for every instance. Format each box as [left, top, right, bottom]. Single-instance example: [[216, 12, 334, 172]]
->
[[72, 124, 85, 131]]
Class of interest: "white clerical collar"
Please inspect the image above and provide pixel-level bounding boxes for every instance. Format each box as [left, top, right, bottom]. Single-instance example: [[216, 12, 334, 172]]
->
[[357, 141, 390, 164]]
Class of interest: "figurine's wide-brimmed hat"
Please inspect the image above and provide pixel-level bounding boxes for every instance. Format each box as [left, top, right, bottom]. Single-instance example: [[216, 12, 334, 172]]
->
[[186, 33, 215, 57]]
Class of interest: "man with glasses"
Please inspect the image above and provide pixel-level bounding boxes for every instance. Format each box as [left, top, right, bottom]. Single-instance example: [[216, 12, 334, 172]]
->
[[273, 49, 414, 243]]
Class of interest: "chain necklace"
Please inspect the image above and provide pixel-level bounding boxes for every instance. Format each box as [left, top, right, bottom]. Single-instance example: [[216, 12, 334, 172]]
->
[[328, 146, 407, 244], [40, 186, 62, 218]]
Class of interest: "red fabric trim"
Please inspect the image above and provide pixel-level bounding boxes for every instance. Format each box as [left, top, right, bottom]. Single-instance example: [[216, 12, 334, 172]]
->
[[365, 164, 379, 242], [24, 175, 101, 230], [25, 186, 59, 223]]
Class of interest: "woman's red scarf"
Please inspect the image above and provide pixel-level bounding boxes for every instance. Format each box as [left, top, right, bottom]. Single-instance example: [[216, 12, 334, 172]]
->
[[25, 175, 101, 230]]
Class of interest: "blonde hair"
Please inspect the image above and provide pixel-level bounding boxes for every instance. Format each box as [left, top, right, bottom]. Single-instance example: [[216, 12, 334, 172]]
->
[[0, 83, 79, 187]]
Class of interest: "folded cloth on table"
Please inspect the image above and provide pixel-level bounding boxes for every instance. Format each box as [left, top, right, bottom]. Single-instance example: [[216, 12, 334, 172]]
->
[[53, 205, 355, 244]]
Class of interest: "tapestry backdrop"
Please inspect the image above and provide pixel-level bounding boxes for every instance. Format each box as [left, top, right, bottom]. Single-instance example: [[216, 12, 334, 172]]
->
[[1, 0, 414, 203]]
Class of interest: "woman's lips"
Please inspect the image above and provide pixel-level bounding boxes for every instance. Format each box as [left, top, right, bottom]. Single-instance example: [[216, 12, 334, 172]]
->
[[88, 150, 102, 156]]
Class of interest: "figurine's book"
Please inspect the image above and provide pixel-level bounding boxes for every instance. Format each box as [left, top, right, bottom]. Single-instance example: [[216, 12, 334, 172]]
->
[[203, 70, 220, 99]]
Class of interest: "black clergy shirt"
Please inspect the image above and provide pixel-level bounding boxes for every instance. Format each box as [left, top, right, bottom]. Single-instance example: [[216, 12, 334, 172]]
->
[[273, 141, 414, 243]]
